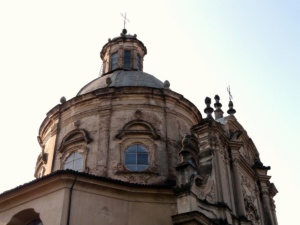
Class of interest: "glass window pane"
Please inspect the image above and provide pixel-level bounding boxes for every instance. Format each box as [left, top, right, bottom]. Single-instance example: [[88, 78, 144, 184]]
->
[[111, 52, 118, 70], [137, 153, 148, 164], [74, 158, 83, 171], [125, 144, 149, 171], [74, 153, 82, 160], [126, 165, 137, 171], [126, 145, 137, 153], [124, 50, 131, 69], [64, 152, 83, 172], [137, 165, 148, 171], [65, 154, 74, 163], [64, 161, 73, 170], [137, 145, 147, 152], [137, 54, 141, 71], [125, 153, 136, 164]]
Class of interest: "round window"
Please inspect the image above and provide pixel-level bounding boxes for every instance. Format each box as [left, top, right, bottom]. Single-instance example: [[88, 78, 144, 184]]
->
[[125, 144, 149, 171]]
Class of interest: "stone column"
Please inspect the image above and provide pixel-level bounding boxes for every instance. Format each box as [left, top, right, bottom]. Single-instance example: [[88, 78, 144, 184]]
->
[[229, 141, 246, 218], [232, 158, 246, 217], [261, 188, 275, 225]]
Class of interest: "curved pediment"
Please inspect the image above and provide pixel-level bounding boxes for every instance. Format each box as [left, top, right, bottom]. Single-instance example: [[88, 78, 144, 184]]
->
[[116, 119, 160, 140], [58, 129, 92, 152]]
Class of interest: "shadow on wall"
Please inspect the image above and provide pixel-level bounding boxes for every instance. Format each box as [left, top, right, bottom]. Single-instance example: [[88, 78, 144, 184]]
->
[[7, 208, 43, 225]]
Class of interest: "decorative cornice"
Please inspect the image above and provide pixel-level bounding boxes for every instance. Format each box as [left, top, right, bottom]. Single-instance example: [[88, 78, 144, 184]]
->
[[58, 128, 92, 152], [116, 119, 160, 140]]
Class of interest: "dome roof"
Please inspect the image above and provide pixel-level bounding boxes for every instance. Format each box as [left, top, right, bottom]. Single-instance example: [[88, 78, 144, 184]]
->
[[77, 70, 165, 96]]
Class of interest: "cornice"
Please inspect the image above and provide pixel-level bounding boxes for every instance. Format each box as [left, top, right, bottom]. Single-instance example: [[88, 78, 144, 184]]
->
[[0, 170, 175, 211]]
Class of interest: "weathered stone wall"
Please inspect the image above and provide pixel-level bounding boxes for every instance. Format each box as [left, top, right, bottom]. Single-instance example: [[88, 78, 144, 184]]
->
[[37, 87, 201, 185]]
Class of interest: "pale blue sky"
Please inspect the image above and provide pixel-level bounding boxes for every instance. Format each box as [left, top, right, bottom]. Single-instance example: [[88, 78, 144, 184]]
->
[[0, 1, 299, 224]]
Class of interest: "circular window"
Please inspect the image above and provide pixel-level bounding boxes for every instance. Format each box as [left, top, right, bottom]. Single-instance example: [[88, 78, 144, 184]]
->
[[125, 144, 149, 171]]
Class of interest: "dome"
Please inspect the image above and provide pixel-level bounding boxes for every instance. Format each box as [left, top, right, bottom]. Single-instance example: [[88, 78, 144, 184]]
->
[[77, 70, 165, 95]]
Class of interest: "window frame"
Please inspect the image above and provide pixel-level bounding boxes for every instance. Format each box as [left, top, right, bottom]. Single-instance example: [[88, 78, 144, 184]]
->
[[137, 54, 141, 71], [123, 50, 131, 70], [124, 144, 149, 172], [111, 52, 118, 70], [116, 136, 159, 174], [63, 152, 84, 172], [60, 144, 88, 173]]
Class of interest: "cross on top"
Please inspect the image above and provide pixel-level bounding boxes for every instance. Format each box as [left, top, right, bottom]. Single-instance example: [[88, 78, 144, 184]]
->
[[227, 86, 233, 101], [121, 12, 130, 29]]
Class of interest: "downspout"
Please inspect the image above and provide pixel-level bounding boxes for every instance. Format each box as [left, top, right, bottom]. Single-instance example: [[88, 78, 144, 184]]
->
[[67, 174, 77, 225]]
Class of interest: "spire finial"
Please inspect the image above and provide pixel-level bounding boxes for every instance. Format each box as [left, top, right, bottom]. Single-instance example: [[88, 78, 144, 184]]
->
[[121, 12, 130, 30], [227, 86, 233, 101], [226, 86, 236, 115], [204, 97, 214, 118], [214, 95, 223, 119]]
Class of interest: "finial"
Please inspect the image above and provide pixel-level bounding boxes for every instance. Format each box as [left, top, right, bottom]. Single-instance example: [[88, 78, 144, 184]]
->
[[106, 77, 112, 86], [163, 80, 170, 88], [204, 97, 214, 118], [74, 120, 80, 128], [60, 96, 66, 104], [226, 86, 236, 115], [227, 86, 233, 101], [121, 12, 130, 29], [214, 95, 223, 119], [214, 95, 222, 108], [134, 109, 142, 119], [227, 100, 236, 115]]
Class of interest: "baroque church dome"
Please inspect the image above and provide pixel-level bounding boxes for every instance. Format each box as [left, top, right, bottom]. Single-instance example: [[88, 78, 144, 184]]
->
[[77, 70, 165, 95], [35, 28, 202, 185], [0, 28, 278, 225]]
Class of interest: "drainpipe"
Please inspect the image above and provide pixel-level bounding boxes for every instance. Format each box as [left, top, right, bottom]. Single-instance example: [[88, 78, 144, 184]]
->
[[67, 173, 77, 225]]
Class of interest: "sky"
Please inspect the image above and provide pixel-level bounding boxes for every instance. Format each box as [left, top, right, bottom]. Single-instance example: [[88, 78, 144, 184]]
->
[[0, 0, 299, 224]]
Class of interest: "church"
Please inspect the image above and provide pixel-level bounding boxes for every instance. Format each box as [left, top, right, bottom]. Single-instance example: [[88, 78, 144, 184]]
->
[[0, 28, 278, 225]]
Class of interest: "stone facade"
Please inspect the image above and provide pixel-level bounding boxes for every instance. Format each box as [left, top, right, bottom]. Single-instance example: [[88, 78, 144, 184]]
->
[[0, 29, 278, 225]]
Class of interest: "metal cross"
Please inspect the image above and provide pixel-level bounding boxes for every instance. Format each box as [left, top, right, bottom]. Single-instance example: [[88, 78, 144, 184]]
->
[[121, 12, 130, 29], [227, 86, 233, 101]]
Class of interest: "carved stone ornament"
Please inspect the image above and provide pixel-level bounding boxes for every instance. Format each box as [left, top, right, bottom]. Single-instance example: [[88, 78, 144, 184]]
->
[[229, 129, 242, 141], [209, 135, 220, 150], [179, 134, 199, 167], [192, 179, 216, 204], [241, 175, 261, 225], [239, 146, 250, 163], [197, 149, 213, 185], [134, 109, 142, 119], [122, 173, 153, 184]]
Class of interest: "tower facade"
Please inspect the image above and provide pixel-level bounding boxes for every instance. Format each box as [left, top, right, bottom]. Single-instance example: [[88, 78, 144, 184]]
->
[[0, 29, 278, 225]]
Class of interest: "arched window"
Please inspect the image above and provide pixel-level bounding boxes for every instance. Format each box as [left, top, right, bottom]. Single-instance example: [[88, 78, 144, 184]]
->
[[124, 50, 131, 69], [111, 52, 118, 70], [63, 152, 83, 172], [125, 144, 149, 171], [137, 54, 141, 71], [26, 219, 43, 225]]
